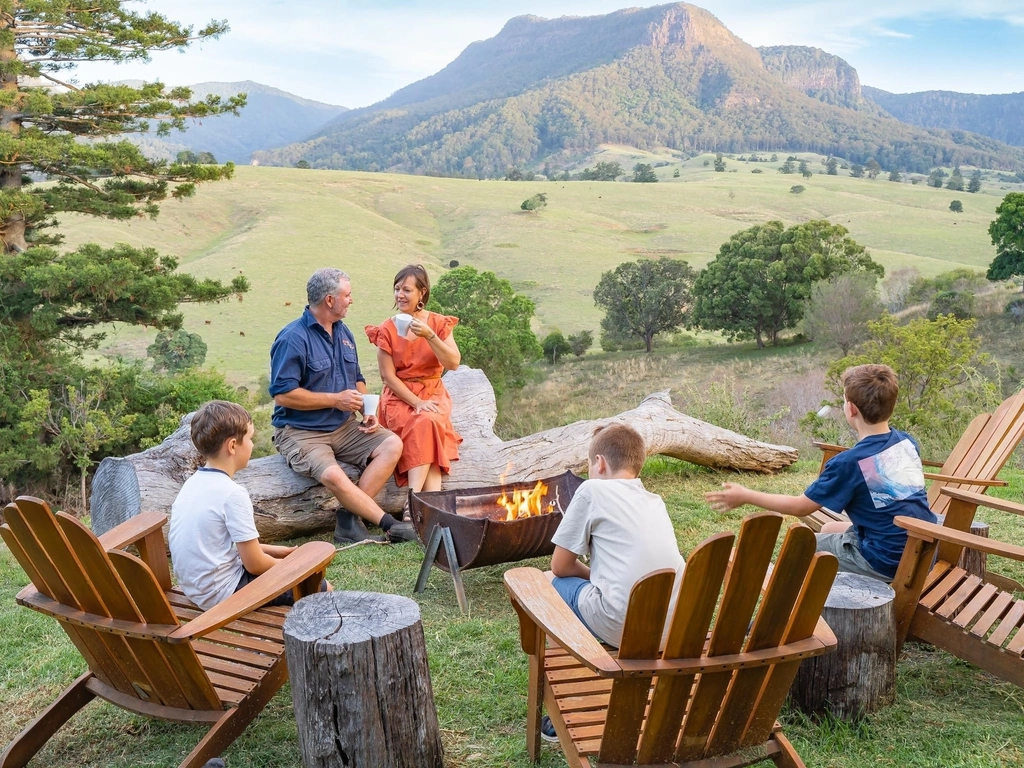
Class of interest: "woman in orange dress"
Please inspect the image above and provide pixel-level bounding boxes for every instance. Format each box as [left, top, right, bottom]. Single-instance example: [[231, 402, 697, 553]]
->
[[365, 265, 463, 492]]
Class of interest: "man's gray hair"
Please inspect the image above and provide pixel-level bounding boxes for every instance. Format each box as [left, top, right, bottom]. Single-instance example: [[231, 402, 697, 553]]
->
[[307, 268, 349, 306]]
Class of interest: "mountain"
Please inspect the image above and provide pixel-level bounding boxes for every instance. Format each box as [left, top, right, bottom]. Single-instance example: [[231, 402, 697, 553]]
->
[[863, 86, 1024, 148], [757, 46, 865, 109], [254, 3, 1023, 176], [123, 81, 347, 164]]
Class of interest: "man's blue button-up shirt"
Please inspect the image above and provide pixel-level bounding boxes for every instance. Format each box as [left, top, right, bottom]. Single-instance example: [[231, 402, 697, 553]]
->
[[269, 307, 366, 431]]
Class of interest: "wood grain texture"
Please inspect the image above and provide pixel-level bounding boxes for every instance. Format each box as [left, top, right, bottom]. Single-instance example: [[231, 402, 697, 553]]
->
[[283, 591, 444, 768]]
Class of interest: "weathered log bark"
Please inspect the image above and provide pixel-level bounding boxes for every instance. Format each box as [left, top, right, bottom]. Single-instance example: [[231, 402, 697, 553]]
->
[[283, 591, 444, 768], [90, 366, 799, 540], [790, 572, 896, 721]]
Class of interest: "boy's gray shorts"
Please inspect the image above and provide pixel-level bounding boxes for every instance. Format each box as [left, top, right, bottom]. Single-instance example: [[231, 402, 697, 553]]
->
[[815, 530, 890, 581]]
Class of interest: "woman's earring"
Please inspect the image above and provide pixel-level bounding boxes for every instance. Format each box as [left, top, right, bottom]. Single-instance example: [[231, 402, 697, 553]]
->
[[416, 301, 425, 311]]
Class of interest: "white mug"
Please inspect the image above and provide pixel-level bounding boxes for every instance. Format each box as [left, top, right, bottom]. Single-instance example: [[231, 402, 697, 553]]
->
[[394, 313, 413, 336], [362, 393, 380, 417]]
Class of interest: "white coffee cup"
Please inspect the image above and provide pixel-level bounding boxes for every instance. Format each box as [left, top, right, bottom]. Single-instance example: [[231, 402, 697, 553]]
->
[[362, 393, 380, 417], [394, 313, 413, 336]]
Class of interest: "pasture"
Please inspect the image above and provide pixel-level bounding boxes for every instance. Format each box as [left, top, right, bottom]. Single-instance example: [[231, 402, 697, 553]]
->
[[61, 155, 1010, 388]]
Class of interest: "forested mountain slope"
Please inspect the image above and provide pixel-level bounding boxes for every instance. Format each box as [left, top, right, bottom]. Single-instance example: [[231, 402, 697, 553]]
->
[[254, 3, 1023, 175]]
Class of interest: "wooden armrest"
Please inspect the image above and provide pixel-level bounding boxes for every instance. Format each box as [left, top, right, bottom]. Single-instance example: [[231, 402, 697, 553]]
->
[[920, 458, 945, 468], [923, 473, 1007, 487], [895, 517, 1024, 562], [503, 567, 620, 678], [811, 441, 848, 454], [97, 512, 168, 550], [939, 487, 1024, 517], [169, 541, 336, 643]]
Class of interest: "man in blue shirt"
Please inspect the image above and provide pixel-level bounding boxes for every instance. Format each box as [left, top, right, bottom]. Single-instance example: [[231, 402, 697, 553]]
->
[[269, 268, 416, 544]]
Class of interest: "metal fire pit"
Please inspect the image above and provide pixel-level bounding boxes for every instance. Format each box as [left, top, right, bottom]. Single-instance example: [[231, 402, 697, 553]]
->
[[410, 471, 584, 612]]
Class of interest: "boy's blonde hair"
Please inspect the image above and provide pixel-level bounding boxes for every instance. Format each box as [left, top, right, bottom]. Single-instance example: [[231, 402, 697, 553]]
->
[[842, 364, 898, 425], [190, 400, 252, 458], [589, 423, 645, 476]]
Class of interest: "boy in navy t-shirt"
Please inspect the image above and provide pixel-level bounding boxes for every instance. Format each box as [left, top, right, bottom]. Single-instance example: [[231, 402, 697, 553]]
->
[[705, 364, 935, 581]]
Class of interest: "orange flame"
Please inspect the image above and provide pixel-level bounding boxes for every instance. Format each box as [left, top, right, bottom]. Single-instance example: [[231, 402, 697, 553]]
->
[[500, 480, 554, 521]]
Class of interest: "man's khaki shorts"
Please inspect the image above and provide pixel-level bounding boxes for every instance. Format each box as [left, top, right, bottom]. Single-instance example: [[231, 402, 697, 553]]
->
[[273, 420, 394, 482]]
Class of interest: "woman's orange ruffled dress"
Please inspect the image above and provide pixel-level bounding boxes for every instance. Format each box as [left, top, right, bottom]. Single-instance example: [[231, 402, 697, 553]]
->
[[365, 313, 463, 487]]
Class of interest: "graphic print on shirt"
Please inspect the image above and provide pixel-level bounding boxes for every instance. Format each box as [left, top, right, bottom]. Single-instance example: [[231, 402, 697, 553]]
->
[[857, 439, 926, 509]]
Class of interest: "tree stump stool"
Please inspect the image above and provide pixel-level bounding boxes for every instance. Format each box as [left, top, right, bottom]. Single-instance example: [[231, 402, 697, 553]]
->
[[935, 514, 989, 579], [790, 572, 896, 721], [283, 592, 444, 768]]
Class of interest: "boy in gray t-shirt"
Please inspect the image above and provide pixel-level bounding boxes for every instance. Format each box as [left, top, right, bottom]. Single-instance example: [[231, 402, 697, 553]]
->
[[169, 401, 331, 610], [549, 424, 685, 648]]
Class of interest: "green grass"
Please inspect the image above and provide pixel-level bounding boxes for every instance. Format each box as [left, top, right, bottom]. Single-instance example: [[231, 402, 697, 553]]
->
[[3, 464, 1023, 767], [61, 161, 1012, 388]]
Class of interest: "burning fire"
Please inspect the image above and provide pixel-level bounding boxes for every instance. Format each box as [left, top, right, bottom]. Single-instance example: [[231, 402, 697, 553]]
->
[[498, 480, 556, 521]]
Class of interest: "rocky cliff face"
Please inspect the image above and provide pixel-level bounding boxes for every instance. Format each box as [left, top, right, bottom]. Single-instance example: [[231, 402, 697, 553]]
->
[[759, 46, 862, 108]]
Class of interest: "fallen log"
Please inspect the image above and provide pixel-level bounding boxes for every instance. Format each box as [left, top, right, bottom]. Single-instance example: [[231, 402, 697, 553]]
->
[[90, 366, 798, 541]]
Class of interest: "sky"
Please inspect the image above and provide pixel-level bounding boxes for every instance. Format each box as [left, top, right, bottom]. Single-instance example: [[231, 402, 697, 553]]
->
[[78, 1, 1024, 108]]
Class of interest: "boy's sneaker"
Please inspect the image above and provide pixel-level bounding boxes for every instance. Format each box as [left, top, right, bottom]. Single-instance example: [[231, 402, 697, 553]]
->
[[540, 715, 559, 744]]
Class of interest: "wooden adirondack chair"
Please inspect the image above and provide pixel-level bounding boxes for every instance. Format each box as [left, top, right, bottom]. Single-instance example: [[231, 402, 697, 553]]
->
[[504, 512, 839, 768], [0, 496, 336, 768], [807, 389, 1024, 532], [891, 487, 1024, 688]]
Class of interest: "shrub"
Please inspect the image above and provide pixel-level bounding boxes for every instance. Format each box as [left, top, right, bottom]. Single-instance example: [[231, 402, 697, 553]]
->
[[790, 185, 805, 194], [567, 330, 594, 357], [541, 331, 573, 364], [950, 199, 963, 213], [520, 193, 547, 211], [751, 168, 763, 174], [1005, 297, 1024, 325], [928, 290, 975, 320]]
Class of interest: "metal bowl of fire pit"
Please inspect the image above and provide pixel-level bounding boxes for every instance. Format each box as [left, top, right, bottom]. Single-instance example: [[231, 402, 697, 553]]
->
[[409, 471, 583, 573]]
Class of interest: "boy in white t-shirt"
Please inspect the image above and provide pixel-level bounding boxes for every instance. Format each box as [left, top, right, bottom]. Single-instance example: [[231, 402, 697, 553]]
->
[[169, 400, 331, 610], [549, 423, 685, 647]]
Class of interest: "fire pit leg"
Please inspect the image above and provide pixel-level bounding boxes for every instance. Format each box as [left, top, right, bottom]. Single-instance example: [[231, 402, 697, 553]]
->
[[414, 525, 469, 614]]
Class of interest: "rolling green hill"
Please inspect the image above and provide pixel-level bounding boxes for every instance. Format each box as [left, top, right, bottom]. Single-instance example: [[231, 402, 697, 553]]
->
[[253, 3, 1023, 176], [62, 162, 1013, 388]]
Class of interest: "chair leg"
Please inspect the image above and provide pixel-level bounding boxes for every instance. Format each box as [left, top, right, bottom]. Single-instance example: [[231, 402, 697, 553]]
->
[[0, 673, 96, 768], [770, 732, 806, 768], [177, 659, 289, 768], [525, 631, 546, 763]]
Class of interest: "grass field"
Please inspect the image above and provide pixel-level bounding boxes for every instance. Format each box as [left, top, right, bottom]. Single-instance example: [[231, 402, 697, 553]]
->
[[2, 463, 1023, 768], [60, 153, 1016, 388]]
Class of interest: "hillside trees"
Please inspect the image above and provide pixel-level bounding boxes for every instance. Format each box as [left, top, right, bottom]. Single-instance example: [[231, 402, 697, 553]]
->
[[428, 266, 541, 393], [987, 192, 1024, 293], [0, 2, 249, 491], [578, 161, 622, 180], [690, 221, 882, 348], [594, 258, 695, 353]]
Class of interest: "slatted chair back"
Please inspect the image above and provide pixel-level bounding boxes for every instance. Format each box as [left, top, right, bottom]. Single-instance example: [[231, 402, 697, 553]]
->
[[927, 390, 1024, 518], [0, 497, 222, 713], [597, 513, 839, 765]]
